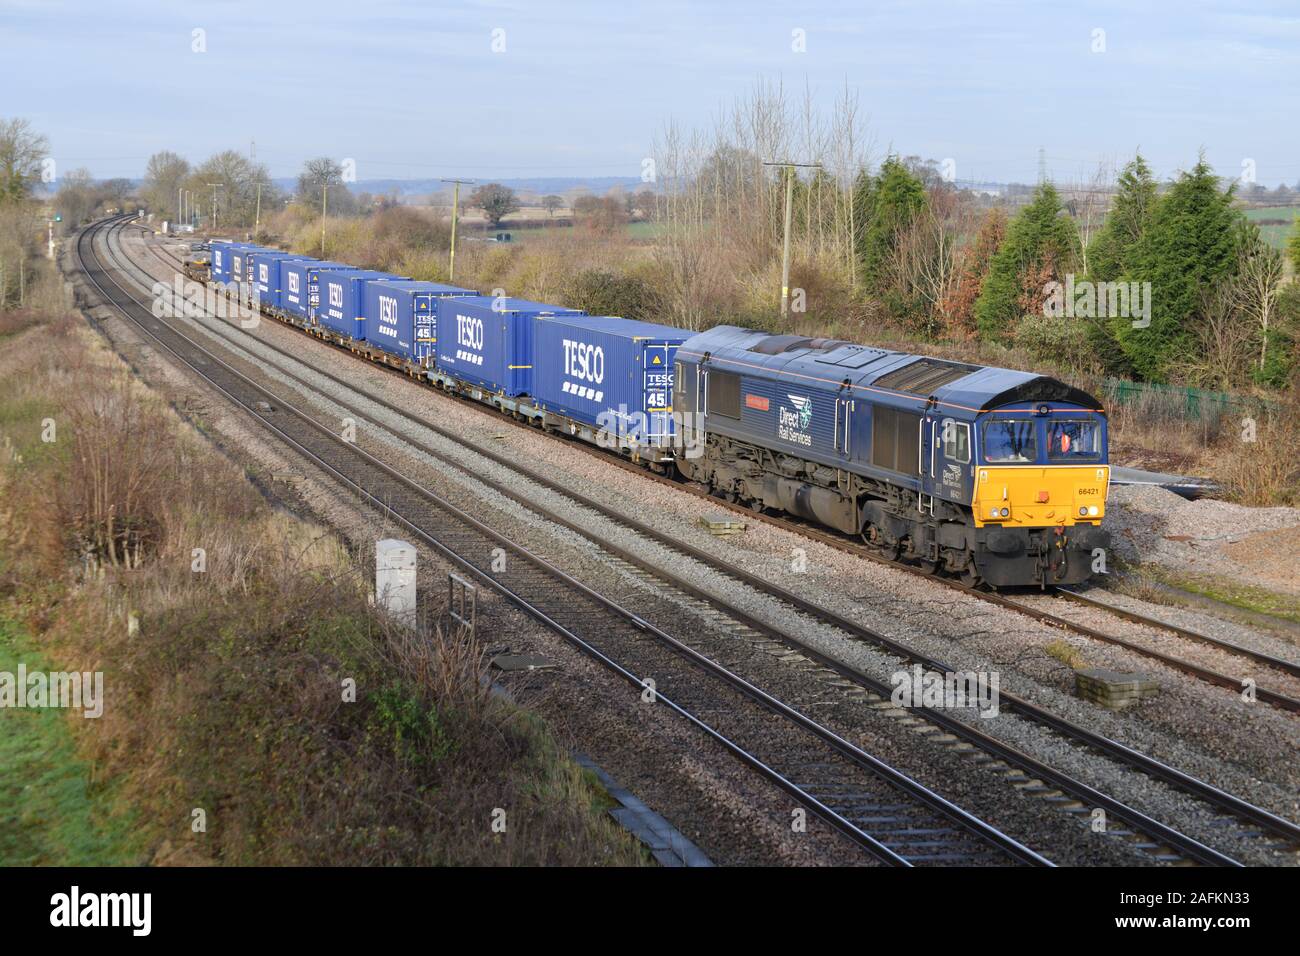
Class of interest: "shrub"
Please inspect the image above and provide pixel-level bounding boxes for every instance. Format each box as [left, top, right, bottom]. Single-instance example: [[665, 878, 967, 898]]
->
[[563, 269, 655, 320]]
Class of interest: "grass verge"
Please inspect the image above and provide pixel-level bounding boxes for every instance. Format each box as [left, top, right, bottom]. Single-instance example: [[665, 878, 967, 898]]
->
[[0, 616, 147, 865], [0, 310, 646, 866]]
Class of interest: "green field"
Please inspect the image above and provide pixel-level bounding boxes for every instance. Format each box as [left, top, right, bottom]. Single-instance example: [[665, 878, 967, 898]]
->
[[1240, 205, 1299, 250], [0, 619, 145, 865], [486, 219, 667, 245]]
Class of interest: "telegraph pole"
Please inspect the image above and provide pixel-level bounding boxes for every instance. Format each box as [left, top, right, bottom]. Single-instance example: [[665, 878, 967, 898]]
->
[[762, 160, 821, 319], [254, 181, 264, 237], [206, 182, 224, 231], [177, 187, 183, 231], [321, 184, 329, 256], [440, 178, 474, 282]]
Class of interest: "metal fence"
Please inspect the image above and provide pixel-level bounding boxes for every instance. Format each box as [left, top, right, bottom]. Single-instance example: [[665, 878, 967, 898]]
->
[[1098, 378, 1277, 424]]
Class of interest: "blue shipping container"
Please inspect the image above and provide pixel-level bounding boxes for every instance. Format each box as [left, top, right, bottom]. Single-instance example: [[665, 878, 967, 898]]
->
[[227, 245, 266, 290], [248, 251, 303, 312], [316, 269, 406, 340], [209, 242, 256, 284], [434, 296, 583, 396], [279, 259, 352, 321], [532, 315, 689, 446], [363, 280, 476, 363]]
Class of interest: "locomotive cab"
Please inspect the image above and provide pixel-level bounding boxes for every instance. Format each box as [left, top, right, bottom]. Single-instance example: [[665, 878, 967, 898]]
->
[[972, 406, 1109, 529], [968, 404, 1110, 586]]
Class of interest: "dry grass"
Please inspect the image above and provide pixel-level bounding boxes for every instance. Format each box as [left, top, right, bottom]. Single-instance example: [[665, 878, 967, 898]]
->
[[1044, 639, 1087, 671], [0, 312, 646, 866]]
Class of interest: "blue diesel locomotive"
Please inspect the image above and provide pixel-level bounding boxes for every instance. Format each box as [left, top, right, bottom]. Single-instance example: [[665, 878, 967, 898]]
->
[[673, 327, 1109, 587]]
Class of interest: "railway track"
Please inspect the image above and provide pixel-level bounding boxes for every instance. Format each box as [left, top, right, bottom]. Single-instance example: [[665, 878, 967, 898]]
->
[[114, 220, 1300, 865], [79, 215, 1058, 867], [1048, 587, 1300, 680]]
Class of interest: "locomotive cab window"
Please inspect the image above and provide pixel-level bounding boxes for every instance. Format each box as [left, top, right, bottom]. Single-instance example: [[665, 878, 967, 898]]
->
[[1047, 419, 1100, 461], [941, 419, 970, 463], [709, 369, 741, 419], [983, 419, 1037, 463]]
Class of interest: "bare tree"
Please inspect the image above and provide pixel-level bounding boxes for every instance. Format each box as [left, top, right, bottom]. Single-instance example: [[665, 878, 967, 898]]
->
[[56, 168, 102, 227], [1074, 161, 1114, 277], [100, 178, 135, 211], [1181, 282, 1258, 388], [297, 156, 356, 216], [541, 194, 563, 217], [468, 183, 519, 228], [649, 80, 876, 327], [187, 150, 276, 228], [0, 117, 49, 204], [634, 189, 658, 221], [141, 151, 191, 220], [1233, 235, 1285, 371]]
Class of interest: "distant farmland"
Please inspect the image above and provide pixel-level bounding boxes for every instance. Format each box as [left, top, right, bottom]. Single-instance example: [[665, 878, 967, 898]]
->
[[1241, 204, 1299, 250]]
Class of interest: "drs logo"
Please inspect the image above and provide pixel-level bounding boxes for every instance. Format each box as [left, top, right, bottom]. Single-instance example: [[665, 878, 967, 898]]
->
[[563, 339, 605, 383], [288, 272, 300, 294], [327, 282, 343, 308], [258, 264, 268, 282], [456, 314, 484, 350]]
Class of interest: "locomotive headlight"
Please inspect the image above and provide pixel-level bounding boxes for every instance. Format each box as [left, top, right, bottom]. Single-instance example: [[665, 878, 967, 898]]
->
[[1079, 507, 1088, 516], [1088, 506, 1099, 516], [990, 508, 999, 518], [1000, 508, 1009, 517]]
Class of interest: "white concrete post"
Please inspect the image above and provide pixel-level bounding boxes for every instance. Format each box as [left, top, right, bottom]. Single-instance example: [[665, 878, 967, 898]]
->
[[375, 539, 417, 628]]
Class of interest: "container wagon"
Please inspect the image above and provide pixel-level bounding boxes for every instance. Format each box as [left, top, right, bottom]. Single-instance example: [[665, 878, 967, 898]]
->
[[531, 314, 689, 462], [279, 259, 351, 322], [248, 251, 305, 312], [363, 280, 476, 366], [434, 296, 583, 396], [208, 241, 257, 285], [316, 269, 408, 341], [227, 245, 266, 299]]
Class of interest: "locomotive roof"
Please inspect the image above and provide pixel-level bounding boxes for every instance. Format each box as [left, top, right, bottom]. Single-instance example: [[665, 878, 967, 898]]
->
[[678, 326, 1102, 416]]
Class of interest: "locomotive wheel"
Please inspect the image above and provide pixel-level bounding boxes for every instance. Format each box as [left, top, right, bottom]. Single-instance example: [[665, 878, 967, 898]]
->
[[861, 526, 900, 560]]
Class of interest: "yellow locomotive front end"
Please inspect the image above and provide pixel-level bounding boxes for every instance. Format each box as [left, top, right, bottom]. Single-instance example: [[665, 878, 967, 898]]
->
[[972, 464, 1109, 529], [968, 411, 1109, 586]]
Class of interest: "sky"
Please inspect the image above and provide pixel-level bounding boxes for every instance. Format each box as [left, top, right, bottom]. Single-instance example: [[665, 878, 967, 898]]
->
[[2, 0, 1299, 187]]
